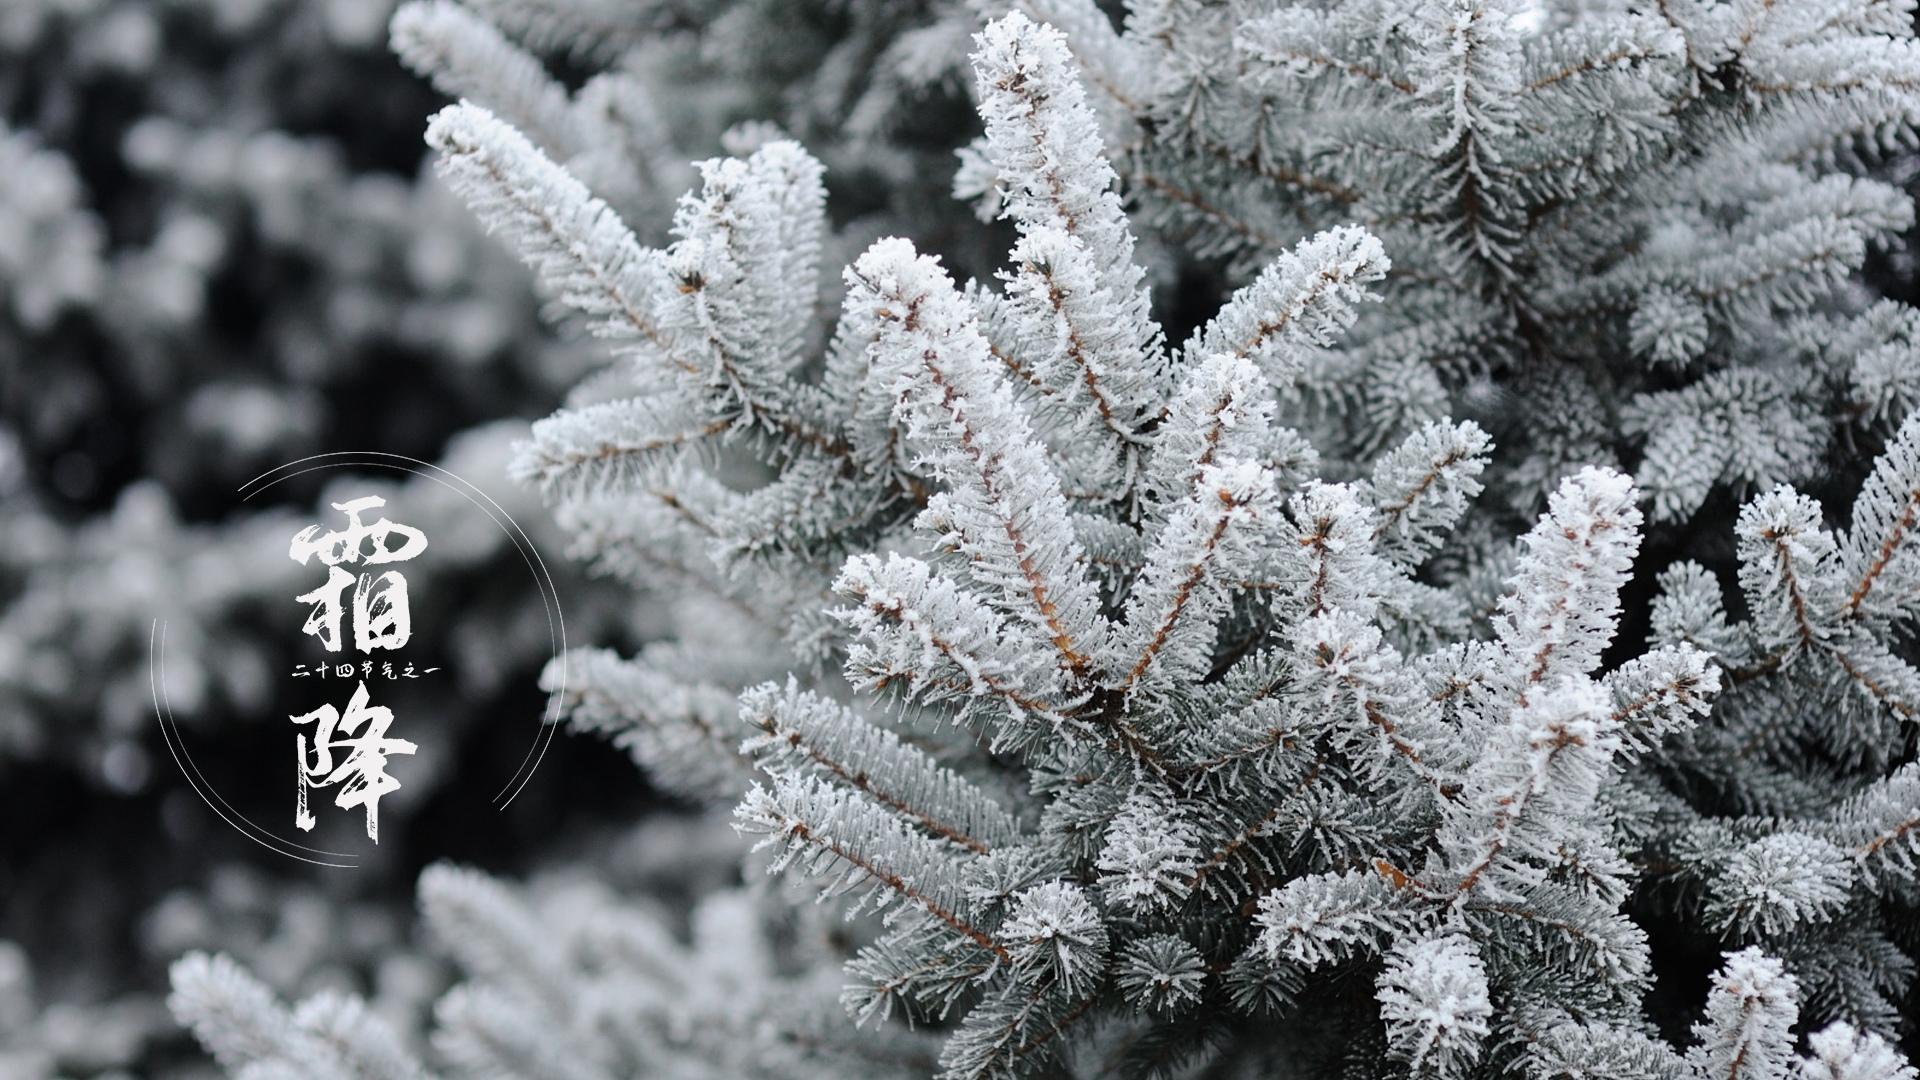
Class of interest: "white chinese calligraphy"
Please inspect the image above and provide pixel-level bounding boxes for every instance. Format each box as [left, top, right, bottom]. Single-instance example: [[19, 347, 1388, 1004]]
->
[[290, 496, 427, 652], [288, 495, 428, 841], [290, 680, 417, 841]]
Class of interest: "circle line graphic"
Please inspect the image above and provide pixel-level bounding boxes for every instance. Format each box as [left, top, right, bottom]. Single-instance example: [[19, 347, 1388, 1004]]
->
[[152, 619, 360, 868]]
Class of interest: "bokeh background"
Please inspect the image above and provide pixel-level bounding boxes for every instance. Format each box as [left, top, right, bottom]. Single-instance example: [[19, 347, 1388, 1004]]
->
[[0, 1, 664, 1072]]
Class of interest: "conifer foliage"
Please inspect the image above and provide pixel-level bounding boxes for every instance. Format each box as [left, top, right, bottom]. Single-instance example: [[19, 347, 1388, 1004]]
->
[[1010, 0, 1920, 518], [170, 2, 1920, 1078]]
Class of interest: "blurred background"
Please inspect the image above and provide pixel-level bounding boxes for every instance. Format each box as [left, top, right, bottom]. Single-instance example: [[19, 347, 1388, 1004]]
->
[[0, 0, 663, 1072]]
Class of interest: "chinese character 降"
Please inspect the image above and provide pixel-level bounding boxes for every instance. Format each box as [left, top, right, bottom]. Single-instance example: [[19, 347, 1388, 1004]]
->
[[290, 680, 417, 842]]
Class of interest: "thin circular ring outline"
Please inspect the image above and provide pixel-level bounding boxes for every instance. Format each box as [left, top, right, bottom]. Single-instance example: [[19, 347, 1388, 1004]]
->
[[152, 619, 360, 867], [150, 451, 567, 867]]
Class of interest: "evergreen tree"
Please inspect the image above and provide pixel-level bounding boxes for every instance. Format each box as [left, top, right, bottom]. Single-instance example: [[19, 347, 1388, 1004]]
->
[[171, 3, 1920, 1078]]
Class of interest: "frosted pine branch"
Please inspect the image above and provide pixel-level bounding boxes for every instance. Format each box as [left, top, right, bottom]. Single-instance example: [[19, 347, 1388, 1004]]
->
[[740, 679, 1025, 854], [392, 2, 581, 157], [845, 238, 1109, 688], [425, 102, 670, 359]]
